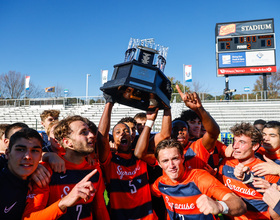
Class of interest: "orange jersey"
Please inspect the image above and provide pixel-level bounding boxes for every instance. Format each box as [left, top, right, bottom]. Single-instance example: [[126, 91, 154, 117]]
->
[[256, 147, 280, 165], [152, 169, 232, 220], [101, 151, 157, 220], [23, 158, 108, 220], [184, 138, 210, 169], [219, 157, 279, 220], [208, 141, 227, 169]]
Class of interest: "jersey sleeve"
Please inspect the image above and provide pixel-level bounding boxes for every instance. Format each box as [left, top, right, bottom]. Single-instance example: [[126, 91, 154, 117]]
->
[[151, 178, 162, 197], [23, 200, 65, 220], [195, 169, 232, 201], [23, 163, 65, 220]]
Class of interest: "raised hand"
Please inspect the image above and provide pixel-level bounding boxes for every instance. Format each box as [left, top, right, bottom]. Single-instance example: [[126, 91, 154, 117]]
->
[[58, 169, 97, 211], [176, 84, 202, 111]]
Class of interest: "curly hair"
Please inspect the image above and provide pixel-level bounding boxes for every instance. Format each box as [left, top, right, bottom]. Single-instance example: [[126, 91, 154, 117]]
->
[[54, 115, 89, 147], [230, 122, 263, 146], [155, 139, 183, 160], [180, 110, 200, 122], [40, 110, 60, 121], [46, 120, 60, 136]]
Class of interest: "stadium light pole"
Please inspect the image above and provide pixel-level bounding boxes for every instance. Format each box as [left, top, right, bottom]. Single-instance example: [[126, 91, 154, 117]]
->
[[86, 74, 91, 105]]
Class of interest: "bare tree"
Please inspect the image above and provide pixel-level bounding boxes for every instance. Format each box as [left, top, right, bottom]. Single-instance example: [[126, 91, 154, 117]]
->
[[0, 71, 25, 98], [43, 84, 70, 98], [190, 81, 209, 93], [26, 82, 45, 98], [0, 71, 45, 99]]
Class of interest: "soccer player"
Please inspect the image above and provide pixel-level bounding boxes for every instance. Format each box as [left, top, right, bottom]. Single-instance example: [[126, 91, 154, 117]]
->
[[0, 128, 43, 220], [134, 112, 147, 135], [218, 122, 279, 219], [118, 116, 137, 144], [263, 184, 280, 219], [0, 123, 9, 154], [254, 119, 266, 131], [180, 109, 201, 141], [171, 85, 220, 169], [40, 109, 60, 149], [133, 107, 172, 220], [152, 139, 246, 220], [3, 122, 29, 150], [97, 94, 158, 219], [0, 122, 29, 168], [23, 115, 109, 220], [253, 121, 280, 176]]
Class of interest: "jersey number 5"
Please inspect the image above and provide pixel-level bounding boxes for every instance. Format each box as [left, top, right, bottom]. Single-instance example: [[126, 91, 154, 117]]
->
[[129, 180, 137, 194]]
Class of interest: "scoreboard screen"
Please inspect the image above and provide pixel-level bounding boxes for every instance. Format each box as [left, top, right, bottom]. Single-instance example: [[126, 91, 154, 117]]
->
[[217, 34, 275, 52], [216, 19, 276, 76]]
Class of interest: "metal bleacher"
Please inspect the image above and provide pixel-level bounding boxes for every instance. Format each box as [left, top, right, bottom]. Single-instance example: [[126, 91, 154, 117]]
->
[[0, 101, 280, 133]]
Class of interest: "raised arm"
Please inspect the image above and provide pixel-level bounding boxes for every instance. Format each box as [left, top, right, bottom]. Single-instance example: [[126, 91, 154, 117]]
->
[[153, 108, 172, 147], [176, 85, 220, 151], [96, 95, 114, 163], [134, 108, 158, 165]]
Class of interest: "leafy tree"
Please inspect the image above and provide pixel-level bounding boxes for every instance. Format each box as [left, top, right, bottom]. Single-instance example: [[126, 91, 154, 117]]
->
[[253, 70, 280, 99], [167, 76, 190, 102]]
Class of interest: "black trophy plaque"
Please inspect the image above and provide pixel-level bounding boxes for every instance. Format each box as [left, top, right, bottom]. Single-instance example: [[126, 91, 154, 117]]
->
[[100, 39, 171, 110]]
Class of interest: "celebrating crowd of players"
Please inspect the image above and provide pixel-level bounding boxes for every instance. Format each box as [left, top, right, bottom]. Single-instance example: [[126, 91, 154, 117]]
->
[[1, 85, 280, 220]]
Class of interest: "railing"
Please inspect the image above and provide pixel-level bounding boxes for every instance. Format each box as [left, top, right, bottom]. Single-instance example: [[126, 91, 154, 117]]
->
[[0, 90, 279, 108]]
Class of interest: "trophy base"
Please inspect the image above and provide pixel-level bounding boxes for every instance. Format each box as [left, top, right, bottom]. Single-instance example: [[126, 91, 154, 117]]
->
[[101, 84, 169, 111], [100, 59, 171, 111]]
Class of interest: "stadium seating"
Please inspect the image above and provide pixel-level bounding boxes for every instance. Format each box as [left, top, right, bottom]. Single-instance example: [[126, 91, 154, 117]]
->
[[0, 101, 280, 134]]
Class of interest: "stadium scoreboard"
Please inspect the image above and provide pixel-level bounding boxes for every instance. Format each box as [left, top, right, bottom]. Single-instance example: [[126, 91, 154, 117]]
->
[[217, 34, 275, 52], [216, 19, 276, 77]]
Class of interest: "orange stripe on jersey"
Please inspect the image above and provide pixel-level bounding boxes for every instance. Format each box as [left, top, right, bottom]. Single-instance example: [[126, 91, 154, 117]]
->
[[184, 139, 210, 169]]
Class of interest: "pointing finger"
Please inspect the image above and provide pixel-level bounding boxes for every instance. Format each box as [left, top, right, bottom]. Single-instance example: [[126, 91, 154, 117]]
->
[[80, 169, 97, 183], [176, 84, 184, 97]]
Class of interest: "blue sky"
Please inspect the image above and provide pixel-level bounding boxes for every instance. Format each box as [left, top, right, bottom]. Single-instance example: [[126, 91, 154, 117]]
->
[[0, 0, 279, 98]]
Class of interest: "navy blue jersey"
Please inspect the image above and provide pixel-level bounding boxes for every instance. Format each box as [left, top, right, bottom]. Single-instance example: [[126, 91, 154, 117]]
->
[[0, 167, 29, 220]]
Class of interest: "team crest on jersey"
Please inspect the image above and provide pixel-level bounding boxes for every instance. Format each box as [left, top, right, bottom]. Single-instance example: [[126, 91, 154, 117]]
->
[[116, 165, 140, 179]]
